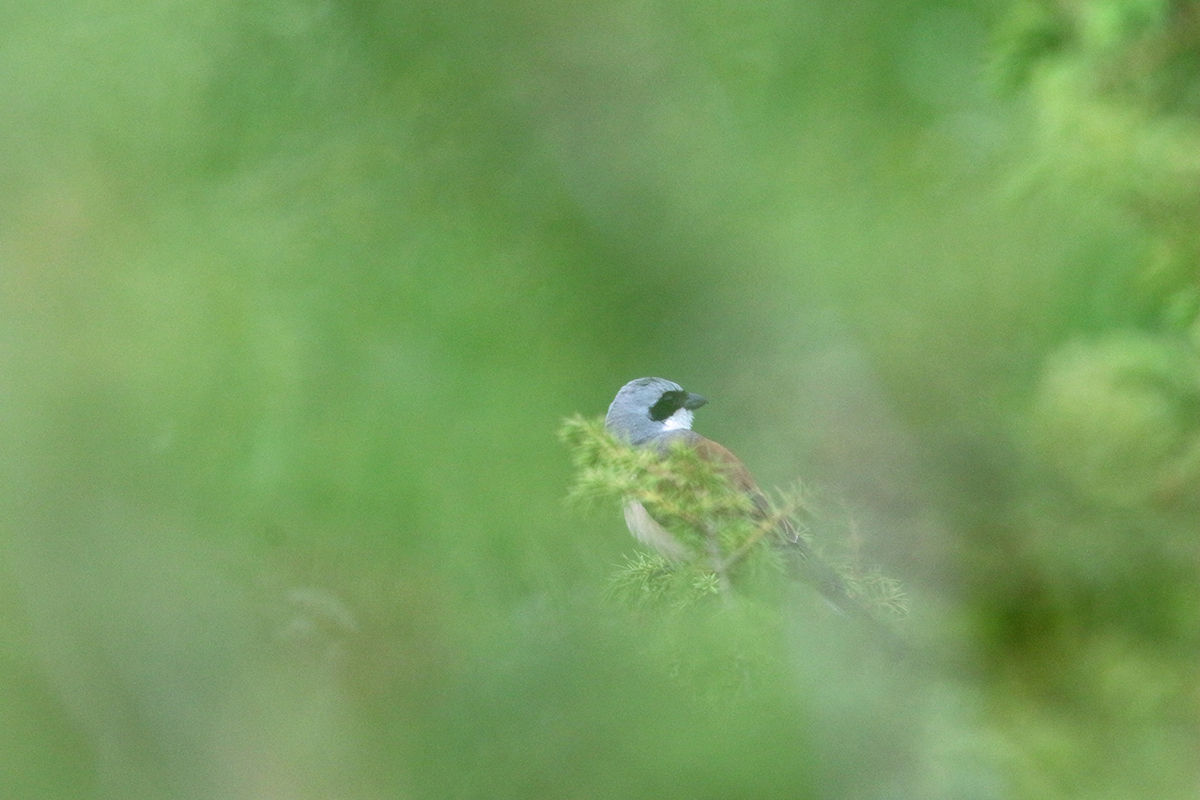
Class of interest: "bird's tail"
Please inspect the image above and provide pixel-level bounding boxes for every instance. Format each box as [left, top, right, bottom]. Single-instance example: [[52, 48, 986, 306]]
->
[[777, 535, 875, 622]]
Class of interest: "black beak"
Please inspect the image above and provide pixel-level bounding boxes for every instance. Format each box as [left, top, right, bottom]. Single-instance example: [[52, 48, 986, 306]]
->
[[683, 392, 708, 410]]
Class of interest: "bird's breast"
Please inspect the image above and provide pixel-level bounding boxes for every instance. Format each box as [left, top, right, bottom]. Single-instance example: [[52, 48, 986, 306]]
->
[[623, 500, 688, 561]]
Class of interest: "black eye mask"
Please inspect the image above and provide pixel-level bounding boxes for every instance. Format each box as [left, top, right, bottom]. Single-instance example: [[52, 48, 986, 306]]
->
[[649, 390, 689, 421]]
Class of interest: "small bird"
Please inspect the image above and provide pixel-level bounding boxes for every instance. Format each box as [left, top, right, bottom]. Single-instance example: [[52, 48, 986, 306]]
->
[[604, 376, 796, 560], [604, 377, 858, 612]]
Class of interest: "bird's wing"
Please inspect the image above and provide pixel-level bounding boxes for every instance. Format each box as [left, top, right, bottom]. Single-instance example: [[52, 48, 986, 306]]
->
[[655, 431, 799, 541], [655, 430, 756, 490], [647, 433, 890, 627]]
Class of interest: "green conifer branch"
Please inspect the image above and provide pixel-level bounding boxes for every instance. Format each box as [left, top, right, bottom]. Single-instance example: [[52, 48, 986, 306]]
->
[[559, 415, 909, 625]]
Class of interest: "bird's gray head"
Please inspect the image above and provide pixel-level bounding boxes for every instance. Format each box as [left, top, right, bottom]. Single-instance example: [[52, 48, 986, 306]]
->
[[605, 377, 708, 445]]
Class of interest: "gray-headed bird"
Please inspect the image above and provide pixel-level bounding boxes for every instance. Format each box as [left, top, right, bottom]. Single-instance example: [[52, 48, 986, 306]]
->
[[604, 376, 863, 615]]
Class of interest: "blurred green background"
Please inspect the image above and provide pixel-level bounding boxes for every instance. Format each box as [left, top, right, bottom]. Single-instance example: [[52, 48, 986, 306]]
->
[[2, 0, 1199, 797]]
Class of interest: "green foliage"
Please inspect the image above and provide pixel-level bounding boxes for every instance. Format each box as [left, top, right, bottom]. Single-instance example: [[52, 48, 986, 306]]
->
[[1031, 332, 1200, 506], [993, 2, 1070, 90], [6, 0, 1200, 797], [984, 7, 1200, 795], [607, 552, 719, 611], [996, 0, 1179, 84], [560, 415, 770, 556], [561, 415, 762, 533], [996, 0, 1200, 331], [559, 415, 908, 623]]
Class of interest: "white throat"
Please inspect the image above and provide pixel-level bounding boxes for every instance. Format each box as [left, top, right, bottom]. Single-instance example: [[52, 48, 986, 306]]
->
[[661, 408, 694, 431]]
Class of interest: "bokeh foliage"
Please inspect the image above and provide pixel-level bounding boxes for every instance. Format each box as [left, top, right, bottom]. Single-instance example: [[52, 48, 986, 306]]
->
[[1, 0, 1197, 798]]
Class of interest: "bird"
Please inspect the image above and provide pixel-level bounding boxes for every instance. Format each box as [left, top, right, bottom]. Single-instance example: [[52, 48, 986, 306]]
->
[[604, 376, 860, 613], [604, 377, 793, 558]]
